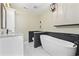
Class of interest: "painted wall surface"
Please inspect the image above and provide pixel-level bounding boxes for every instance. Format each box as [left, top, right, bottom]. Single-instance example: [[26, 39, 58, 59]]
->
[[0, 4, 1, 30], [15, 9, 40, 41], [54, 3, 79, 25], [40, 3, 79, 34]]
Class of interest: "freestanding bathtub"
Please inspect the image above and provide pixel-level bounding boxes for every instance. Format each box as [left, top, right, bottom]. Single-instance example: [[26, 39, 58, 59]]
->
[[40, 35, 77, 56]]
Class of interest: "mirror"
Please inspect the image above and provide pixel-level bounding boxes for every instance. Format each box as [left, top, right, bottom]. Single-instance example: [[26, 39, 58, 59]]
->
[[1, 3, 16, 32]]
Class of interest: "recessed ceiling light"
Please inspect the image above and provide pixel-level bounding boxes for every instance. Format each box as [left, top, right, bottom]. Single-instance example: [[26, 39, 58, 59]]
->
[[24, 7, 28, 9], [33, 6, 38, 8]]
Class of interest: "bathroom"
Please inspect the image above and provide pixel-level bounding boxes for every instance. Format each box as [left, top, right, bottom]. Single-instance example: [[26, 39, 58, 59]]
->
[[0, 3, 79, 56]]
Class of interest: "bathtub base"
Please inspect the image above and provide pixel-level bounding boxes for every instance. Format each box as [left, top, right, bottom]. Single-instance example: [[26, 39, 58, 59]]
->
[[40, 35, 77, 56]]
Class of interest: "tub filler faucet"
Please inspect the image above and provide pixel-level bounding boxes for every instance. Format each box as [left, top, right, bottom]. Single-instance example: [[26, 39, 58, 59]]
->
[[74, 40, 79, 47], [74, 40, 79, 45]]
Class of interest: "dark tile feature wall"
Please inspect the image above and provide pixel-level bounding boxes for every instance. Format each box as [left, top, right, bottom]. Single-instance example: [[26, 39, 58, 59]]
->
[[29, 31, 34, 42], [29, 31, 41, 42], [34, 32, 42, 48], [45, 32, 79, 43], [34, 32, 47, 48]]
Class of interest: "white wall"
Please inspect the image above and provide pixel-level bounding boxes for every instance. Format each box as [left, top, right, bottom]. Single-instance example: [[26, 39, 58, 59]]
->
[[40, 3, 79, 34], [15, 9, 40, 41], [54, 3, 79, 25], [0, 4, 1, 30]]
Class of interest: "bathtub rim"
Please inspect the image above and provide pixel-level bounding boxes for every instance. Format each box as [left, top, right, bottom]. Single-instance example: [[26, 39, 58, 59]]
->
[[40, 35, 77, 48]]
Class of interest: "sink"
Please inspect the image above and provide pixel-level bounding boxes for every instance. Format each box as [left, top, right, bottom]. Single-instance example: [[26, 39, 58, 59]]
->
[[0, 32, 23, 38]]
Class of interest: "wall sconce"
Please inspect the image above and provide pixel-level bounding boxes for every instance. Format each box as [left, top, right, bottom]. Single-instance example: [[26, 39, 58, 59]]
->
[[3, 3, 11, 8], [50, 3, 56, 12]]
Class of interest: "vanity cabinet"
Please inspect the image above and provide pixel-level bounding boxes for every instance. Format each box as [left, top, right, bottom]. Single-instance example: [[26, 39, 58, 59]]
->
[[0, 35, 24, 56]]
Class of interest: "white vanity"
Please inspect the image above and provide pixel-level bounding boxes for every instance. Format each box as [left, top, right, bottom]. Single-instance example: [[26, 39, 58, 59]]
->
[[0, 33, 24, 56], [0, 4, 24, 56]]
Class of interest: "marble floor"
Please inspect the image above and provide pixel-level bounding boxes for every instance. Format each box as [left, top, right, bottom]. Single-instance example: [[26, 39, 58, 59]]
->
[[24, 41, 49, 56]]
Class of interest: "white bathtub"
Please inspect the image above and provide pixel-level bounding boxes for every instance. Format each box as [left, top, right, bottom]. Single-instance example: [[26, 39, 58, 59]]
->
[[40, 35, 77, 56]]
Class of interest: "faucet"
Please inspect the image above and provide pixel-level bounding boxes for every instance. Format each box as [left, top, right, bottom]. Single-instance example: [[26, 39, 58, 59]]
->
[[73, 40, 79, 47], [6, 29, 9, 34], [74, 40, 79, 45]]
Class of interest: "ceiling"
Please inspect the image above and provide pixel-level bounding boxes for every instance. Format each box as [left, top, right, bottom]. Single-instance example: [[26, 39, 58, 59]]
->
[[11, 3, 51, 15]]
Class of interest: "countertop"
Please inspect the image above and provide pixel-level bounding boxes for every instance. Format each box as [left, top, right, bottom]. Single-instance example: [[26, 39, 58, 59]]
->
[[0, 32, 23, 38]]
